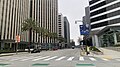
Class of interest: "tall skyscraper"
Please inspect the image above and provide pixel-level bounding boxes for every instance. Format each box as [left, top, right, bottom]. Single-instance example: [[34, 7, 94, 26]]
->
[[30, 0, 58, 44], [0, 0, 58, 50], [58, 14, 70, 48], [0, 0, 30, 50], [64, 17, 70, 48], [58, 13, 65, 39], [89, 0, 120, 47]]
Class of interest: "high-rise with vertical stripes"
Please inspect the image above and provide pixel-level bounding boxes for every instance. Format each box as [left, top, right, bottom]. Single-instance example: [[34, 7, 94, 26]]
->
[[0, 0, 58, 51], [30, 0, 58, 45]]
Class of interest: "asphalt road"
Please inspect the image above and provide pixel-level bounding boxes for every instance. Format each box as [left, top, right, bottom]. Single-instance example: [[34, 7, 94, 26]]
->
[[0, 48, 120, 67]]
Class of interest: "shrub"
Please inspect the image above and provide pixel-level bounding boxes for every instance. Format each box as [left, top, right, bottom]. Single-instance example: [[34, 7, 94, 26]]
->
[[89, 46, 101, 52], [0, 50, 15, 53]]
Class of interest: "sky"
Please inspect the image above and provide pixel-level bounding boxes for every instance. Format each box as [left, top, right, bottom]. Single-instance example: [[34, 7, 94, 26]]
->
[[58, 0, 89, 45]]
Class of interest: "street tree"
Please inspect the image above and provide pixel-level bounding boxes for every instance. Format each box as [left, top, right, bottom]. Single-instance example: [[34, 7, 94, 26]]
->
[[22, 18, 37, 52]]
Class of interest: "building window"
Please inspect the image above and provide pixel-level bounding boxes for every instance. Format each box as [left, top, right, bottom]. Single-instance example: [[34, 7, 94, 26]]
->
[[90, 1, 106, 11], [90, 14, 107, 22], [90, 8, 106, 17], [91, 21, 108, 29], [89, 0, 100, 5]]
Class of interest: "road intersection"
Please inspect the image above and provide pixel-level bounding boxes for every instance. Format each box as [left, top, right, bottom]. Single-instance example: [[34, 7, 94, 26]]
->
[[0, 48, 120, 67]]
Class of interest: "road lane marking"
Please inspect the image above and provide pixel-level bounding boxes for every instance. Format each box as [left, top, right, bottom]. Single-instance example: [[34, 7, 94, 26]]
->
[[32, 56, 50, 61], [55, 56, 66, 61], [32, 63, 49, 66], [10, 57, 25, 61], [116, 59, 120, 61], [0, 64, 9, 67], [101, 58, 109, 61], [67, 57, 74, 61], [79, 57, 84, 61], [89, 57, 97, 61], [76, 64, 95, 67], [20, 56, 41, 61], [43, 56, 58, 61]]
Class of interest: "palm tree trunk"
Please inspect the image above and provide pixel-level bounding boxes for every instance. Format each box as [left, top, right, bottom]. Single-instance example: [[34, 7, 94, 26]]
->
[[28, 28, 32, 53], [38, 34, 40, 48]]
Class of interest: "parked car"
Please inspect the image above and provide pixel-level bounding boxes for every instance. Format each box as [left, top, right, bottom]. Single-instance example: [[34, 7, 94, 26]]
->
[[31, 49, 41, 53], [72, 46, 75, 49], [52, 47, 58, 51]]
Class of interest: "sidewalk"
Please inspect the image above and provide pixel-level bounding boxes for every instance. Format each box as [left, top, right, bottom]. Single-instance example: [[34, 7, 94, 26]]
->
[[92, 48, 120, 59], [0, 52, 28, 57]]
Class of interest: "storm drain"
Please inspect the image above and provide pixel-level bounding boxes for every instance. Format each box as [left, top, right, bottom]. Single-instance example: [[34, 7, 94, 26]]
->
[[76, 64, 95, 67], [32, 63, 49, 66]]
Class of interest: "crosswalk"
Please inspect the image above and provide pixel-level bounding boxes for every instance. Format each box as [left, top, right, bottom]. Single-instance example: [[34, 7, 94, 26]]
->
[[0, 56, 120, 62], [89, 57, 97, 61], [67, 57, 74, 61], [79, 57, 84, 61]]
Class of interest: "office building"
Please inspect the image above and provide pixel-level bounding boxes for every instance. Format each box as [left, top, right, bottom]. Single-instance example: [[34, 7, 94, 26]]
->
[[89, 0, 120, 47], [58, 14, 70, 48], [64, 17, 70, 48], [58, 13, 65, 48], [0, 0, 58, 50], [0, 0, 30, 50], [58, 13, 65, 39], [30, 0, 58, 45]]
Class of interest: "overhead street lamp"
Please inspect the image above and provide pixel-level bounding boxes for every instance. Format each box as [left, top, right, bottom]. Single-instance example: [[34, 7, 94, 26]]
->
[[75, 20, 83, 24]]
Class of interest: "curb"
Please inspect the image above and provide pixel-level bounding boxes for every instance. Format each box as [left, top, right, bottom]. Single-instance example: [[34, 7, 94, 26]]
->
[[0, 53, 15, 57], [91, 51, 104, 55]]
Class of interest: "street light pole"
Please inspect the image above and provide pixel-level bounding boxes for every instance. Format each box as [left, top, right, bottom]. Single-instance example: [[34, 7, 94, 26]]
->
[[75, 20, 89, 55]]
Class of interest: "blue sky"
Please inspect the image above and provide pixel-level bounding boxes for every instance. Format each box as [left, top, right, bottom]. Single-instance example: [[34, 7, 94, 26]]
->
[[58, 0, 89, 45]]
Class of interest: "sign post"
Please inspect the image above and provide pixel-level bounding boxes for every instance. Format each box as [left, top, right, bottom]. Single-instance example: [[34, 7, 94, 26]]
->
[[79, 24, 90, 55], [16, 35, 20, 54]]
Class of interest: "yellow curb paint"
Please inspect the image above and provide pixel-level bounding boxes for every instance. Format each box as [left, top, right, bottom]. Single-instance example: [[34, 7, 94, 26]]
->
[[103, 56, 112, 60]]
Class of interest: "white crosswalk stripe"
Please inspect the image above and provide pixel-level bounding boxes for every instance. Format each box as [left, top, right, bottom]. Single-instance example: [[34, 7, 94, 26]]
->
[[89, 57, 97, 61], [1, 55, 115, 62], [32, 56, 50, 61], [55, 56, 66, 61], [10, 57, 27, 61], [43, 56, 58, 61], [79, 57, 84, 61], [67, 57, 74, 61]]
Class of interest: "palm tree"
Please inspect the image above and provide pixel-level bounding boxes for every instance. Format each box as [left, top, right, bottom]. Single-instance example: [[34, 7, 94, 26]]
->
[[49, 32, 58, 43], [58, 36, 66, 43], [49, 33, 58, 39], [36, 27, 50, 47], [22, 18, 36, 52]]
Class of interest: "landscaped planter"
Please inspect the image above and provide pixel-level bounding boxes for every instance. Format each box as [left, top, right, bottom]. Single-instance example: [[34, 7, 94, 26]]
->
[[92, 51, 103, 55]]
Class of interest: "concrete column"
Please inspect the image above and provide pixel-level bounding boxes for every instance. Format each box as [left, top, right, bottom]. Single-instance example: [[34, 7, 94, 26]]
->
[[94, 35, 99, 47], [1, 42, 4, 50], [92, 36, 95, 46], [114, 33, 117, 45]]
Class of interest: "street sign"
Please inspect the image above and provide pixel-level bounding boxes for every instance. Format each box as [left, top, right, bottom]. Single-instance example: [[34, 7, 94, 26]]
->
[[79, 25, 89, 35]]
